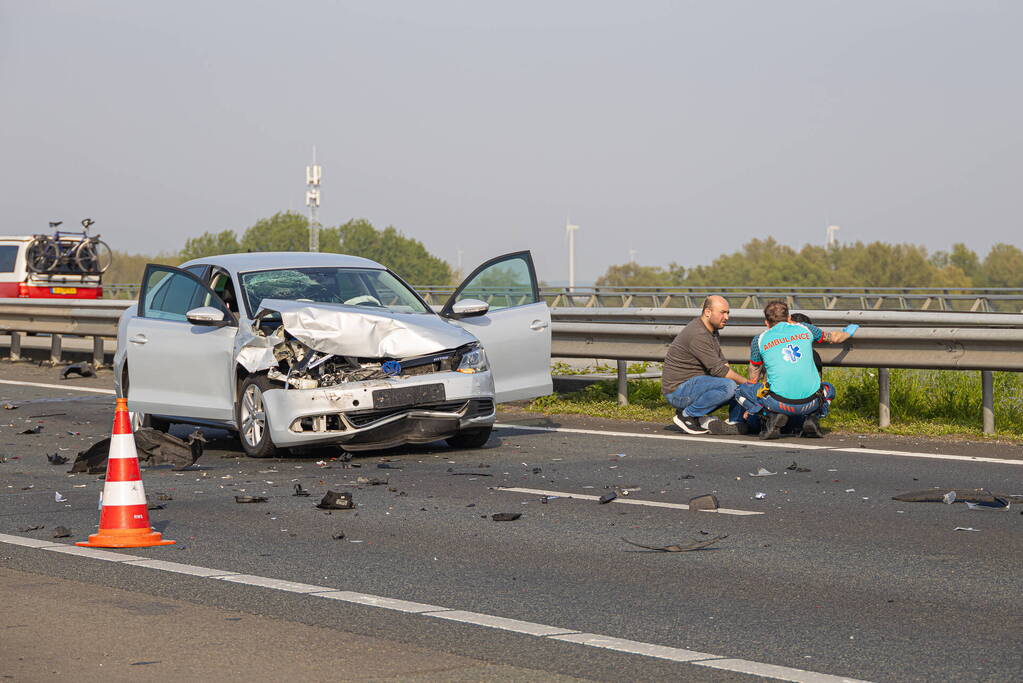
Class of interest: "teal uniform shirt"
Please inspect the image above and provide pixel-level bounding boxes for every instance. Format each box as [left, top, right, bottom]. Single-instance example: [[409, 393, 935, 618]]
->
[[750, 321, 824, 400]]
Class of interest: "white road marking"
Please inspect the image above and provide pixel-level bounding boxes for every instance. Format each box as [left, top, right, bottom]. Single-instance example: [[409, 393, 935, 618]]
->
[[496, 486, 763, 516], [424, 610, 579, 636], [0, 378, 115, 395], [495, 423, 1023, 466], [0, 533, 873, 683], [548, 633, 717, 662]]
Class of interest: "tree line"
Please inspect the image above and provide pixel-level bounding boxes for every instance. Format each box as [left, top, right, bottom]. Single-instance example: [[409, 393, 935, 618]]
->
[[105, 212, 452, 287], [596, 238, 1023, 289]]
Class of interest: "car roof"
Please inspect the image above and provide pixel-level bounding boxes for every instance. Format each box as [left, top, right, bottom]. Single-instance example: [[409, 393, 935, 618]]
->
[[180, 251, 386, 275]]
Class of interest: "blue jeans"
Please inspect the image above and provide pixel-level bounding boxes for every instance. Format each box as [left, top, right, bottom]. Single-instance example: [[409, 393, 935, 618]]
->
[[664, 376, 737, 418], [730, 382, 835, 425]]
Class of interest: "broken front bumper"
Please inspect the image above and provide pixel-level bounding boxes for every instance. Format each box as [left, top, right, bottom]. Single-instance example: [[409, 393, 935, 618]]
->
[[261, 369, 496, 449]]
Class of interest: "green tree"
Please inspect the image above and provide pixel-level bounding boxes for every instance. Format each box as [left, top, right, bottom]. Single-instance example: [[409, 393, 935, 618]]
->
[[596, 262, 674, 287], [320, 219, 451, 285], [240, 211, 309, 252], [979, 243, 1023, 287], [950, 243, 981, 281], [180, 230, 241, 261]]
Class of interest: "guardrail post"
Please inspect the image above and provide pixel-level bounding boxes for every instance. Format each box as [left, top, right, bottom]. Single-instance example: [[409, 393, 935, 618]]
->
[[93, 336, 105, 368], [9, 331, 21, 361], [616, 360, 628, 406], [50, 334, 63, 365], [878, 368, 891, 428], [981, 370, 995, 434]]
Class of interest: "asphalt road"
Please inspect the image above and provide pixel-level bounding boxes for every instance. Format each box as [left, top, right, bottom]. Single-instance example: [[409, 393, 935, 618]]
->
[[2, 362, 1021, 682]]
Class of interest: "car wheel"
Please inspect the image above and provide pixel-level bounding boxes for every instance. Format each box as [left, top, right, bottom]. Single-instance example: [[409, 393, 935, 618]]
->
[[237, 375, 277, 458], [445, 426, 493, 449]]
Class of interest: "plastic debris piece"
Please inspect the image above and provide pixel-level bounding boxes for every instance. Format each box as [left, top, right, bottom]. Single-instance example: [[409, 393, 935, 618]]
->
[[749, 467, 777, 477], [60, 362, 95, 379], [293, 483, 311, 497], [621, 535, 728, 552], [688, 494, 719, 512], [54, 492, 67, 503], [316, 490, 354, 510], [2, 402, 17, 410], [943, 491, 956, 505], [20, 425, 43, 435], [598, 492, 617, 504], [491, 512, 521, 521], [147, 503, 165, 510], [845, 489, 856, 493], [966, 497, 1010, 510], [51, 526, 72, 538], [892, 489, 1023, 504], [332, 532, 346, 540], [754, 492, 767, 500], [786, 461, 811, 473], [17, 525, 43, 532], [953, 527, 980, 532], [356, 476, 387, 486], [47, 453, 69, 465], [234, 495, 268, 503]]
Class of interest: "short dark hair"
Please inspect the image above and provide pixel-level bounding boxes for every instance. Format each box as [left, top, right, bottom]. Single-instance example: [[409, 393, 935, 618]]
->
[[764, 300, 789, 325], [789, 312, 812, 325], [701, 296, 714, 313]]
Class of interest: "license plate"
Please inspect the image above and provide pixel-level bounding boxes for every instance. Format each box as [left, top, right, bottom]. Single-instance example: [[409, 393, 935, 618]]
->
[[51, 287, 77, 295], [372, 383, 446, 409]]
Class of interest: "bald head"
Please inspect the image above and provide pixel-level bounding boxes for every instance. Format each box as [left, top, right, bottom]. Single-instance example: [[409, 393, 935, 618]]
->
[[701, 295, 730, 331]]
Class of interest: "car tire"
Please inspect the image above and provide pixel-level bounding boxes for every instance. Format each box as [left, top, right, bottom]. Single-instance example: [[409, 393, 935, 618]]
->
[[445, 426, 493, 449], [237, 374, 277, 458]]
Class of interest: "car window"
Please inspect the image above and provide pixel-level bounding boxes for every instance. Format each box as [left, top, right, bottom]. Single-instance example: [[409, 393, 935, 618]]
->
[[239, 267, 430, 315], [0, 245, 18, 272], [454, 254, 536, 310], [141, 268, 227, 322]]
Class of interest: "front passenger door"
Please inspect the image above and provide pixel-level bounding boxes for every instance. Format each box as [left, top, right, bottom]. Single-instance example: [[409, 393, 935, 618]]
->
[[441, 251, 552, 402]]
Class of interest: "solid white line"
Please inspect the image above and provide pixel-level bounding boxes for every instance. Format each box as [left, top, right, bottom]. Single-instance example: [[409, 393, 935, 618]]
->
[[424, 610, 578, 636], [495, 423, 1023, 466], [496, 487, 764, 516], [548, 633, 719, 662], [0, 534, 872, 683], [694, 657, 870, 682], [0, 378, 115, 395]]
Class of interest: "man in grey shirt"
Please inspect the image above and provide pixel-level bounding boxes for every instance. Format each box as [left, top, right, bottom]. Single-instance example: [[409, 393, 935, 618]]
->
[[662, 295, 753, 434]]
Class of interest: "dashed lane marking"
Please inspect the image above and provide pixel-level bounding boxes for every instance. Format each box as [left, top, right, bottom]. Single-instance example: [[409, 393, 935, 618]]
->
[[0, 533, 870, 683], [496, 486, 764, 516], [494, 423, 1023, 466]]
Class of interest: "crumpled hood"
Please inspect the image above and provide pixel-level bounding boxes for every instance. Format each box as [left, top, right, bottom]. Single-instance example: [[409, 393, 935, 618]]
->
[[251, 298, 477, 359]]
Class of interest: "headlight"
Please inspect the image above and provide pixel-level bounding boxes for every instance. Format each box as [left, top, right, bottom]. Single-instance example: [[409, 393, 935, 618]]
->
[[455, 344, 488, 374]]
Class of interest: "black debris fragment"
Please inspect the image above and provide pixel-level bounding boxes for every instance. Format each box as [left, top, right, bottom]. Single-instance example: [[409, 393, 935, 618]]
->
[[688, 494, 720, 512], [61, 362, 96, 379], [491, 512, 521, 521], [293, 483, 311, 497], [17, 525, 43, 532], [680, 474, 695, 479], [47, 453, 69, 465], [234, 496, 268, 504], [621, 535, 728, 552], [356, 476, 387, 486], [20, 425, 43, 435], [332, 532, 346, 540], [532, 467, 542, 474], [70, 429, 206, 473], [786, 461, 812, 473], [892, 488, 1023, 504], [966, 497, 1011, 510], [448, 470, 493, 477], [147, 503, 165, 511], [598, 492, 617, 504], [316, 490, 354, 510], [51, 526, 72, 538]]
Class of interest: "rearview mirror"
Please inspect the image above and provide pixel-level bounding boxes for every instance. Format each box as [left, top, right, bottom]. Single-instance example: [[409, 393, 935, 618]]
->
[[449, 299, 489, 318], [186, 306, 230, 327]]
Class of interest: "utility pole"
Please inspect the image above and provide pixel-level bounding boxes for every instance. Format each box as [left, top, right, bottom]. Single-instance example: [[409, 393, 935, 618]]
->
[[306, 147, 322, 252], [565, 221, 579, 291]]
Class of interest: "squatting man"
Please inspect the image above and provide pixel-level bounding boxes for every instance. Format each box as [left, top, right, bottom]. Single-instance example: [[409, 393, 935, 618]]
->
[[661, 296, 858, 437]]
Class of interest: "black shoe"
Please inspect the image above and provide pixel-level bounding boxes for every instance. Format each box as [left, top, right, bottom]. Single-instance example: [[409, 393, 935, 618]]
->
[[701, 417, 738, 435], [760, 412, 788, 440], [801, 415, 823, 438], [673, 411, 709, 434]]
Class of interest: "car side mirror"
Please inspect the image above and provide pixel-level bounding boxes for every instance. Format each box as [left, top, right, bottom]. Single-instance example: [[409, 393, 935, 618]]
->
[[186, 306, 231, 327], [449, 299, 489, 319]]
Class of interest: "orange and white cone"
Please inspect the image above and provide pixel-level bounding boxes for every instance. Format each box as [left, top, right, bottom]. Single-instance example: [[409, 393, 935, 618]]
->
[[77, 398, 174, 548]]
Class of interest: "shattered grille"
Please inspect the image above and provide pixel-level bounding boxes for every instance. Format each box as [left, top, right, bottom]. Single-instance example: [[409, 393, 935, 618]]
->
[[347, 400, 470, 427]]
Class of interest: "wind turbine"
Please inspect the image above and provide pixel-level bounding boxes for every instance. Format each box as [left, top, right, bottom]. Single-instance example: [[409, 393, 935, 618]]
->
[[565, 220, 580, 291]]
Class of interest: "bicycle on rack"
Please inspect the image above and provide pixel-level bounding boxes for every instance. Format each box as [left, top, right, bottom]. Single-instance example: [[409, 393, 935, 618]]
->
[[25, 218, 113, 274]]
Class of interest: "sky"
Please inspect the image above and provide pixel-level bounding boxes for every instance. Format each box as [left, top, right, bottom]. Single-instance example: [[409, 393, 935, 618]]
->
[[1, 1, 1020, 284]]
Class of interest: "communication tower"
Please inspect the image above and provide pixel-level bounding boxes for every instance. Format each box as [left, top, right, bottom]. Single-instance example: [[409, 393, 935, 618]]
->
[[306, 149, 322, 252]]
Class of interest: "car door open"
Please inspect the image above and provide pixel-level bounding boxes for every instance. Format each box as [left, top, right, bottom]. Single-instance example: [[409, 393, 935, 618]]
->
[[441, 251, 552, 403], [125, 264, 238, 422]]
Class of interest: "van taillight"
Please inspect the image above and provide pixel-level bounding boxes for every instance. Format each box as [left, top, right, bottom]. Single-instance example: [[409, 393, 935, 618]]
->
[[17, 283, 29, 297]]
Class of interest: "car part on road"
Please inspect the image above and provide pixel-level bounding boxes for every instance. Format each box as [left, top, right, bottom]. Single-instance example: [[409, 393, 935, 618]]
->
[[620, 535, 728, 552], [237, 374, 277, 458], [688, 494, 720, 512], [754, 492, 767, 500], [54, 492, 67, 502], [786, 461, 811, 472], [953, 527, 980, 531], [51, 526, 71, 538], [60, 362, 95, 379], [892, 488, 1023, 504], [491, 512, 521, 521], [598, 492, 617, 504], [748, 467, 777, 477], [943, 491, 956, 504], [966, 498, 1010, 510], [17, 525, 44, 532], [46, 452, 68, 465], [316, 490, 354, 510], [356, 476, 387, 486], [2, 401, 16, 410], [20, 425, 43, 434], [70, 429, 206, 473], [234, 495, 268, 504], [293, 483, 310, 497]]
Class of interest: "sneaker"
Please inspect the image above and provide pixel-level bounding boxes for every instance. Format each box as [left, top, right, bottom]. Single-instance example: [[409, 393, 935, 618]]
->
[[801, 415, 823, 438], [700, 416, 738, 435], [673, 411, 709, 434], [760, 412, 788, 440]]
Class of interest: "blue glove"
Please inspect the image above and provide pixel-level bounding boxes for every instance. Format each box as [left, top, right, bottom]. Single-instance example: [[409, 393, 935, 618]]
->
[[843, 324, 860, 336]]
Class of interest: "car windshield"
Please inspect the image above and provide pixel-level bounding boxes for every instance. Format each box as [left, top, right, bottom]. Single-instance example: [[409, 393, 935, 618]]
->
[[239, 267, 430, 315]]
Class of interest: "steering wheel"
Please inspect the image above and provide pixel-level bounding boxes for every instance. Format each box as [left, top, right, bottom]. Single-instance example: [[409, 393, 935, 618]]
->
[[344, 295, 383, 307]]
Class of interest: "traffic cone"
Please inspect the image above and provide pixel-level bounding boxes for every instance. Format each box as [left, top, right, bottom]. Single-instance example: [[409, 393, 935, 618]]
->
[[77, 398, 174, 548]]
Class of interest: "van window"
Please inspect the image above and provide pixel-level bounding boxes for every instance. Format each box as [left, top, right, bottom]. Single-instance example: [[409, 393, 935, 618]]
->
[[0, 246, 18, 273]]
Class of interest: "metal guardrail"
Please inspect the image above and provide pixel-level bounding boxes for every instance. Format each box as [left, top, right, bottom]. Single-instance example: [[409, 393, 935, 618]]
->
[[1, 299, 1018, 433]]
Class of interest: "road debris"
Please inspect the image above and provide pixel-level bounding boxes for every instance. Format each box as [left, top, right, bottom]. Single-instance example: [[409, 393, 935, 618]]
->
[[54, 492, 67, 503], [356, 476, 387, 486], [2, 402, 17, 410], [892, 489, 1023, 504], [293, 483, 311, 497], [598, 492, 617, 504], [20, 425, 43, 435], [491, 512, 521, 521], [60, 362, 96, 379], [70, 429, 206, 473], [154, 492, 173, 501], [688, 494, 719, 512], [47, 453, 69, 465], [234, 495, 268, 503], [377, 463, 402, 470], [749, 467, 777, 477], [316, 490, 354, 510], [17, 525, 43, 532], [147, 502, 165, 511], [943, 491, 956, 504], [786, 462, 811, 472], [966, 498, 1010, 510], [332, 532, 346, 540], [953, 527, 980, 532], [51, 526, 72, 538], [621, 535, 728, 552], [754, 492, 767, 500]]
